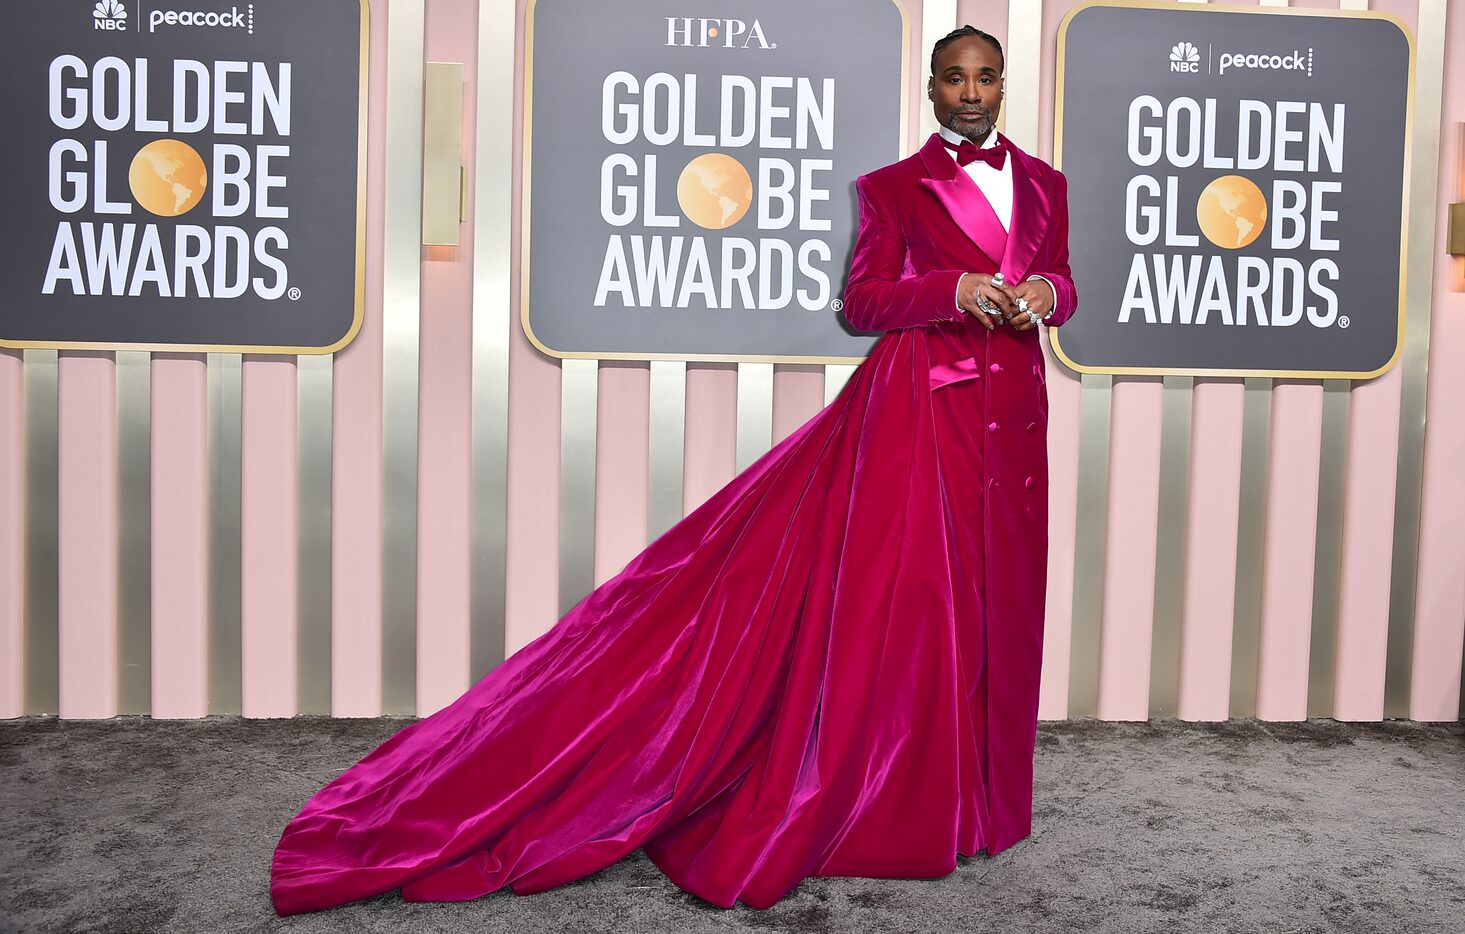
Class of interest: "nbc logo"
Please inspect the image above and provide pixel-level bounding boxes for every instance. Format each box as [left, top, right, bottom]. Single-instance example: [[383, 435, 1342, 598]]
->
[[1169, 41, 1200, 73], [93, 0, 127, 30]]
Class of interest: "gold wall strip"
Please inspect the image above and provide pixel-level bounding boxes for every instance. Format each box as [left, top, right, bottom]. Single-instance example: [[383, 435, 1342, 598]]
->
[[22, 350, 58, 715], [1228, 376, 1272, 719], [647, 361, 687, 542], [1068, 374, 1112, 718], [824, 364, 855, 407], [1149, 376, 1192, 718], [1003, 0, 1043, 151], [735, 363, 775, 474], [115, 351, 151, 715], [422, 61, 465, 247], [1386, 0, 1447, 718], [559, 358, 598, 615], [296, 354, 333, 715], [381, 0, 425, 715], [919, 0, 958, 139], [1308, 378, 1350, 717], [207, 353, 243, 714], [470, 0, 514, 681]]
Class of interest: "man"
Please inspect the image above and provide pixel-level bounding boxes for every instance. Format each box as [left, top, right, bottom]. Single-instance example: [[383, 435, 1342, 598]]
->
[[839, 24, 1078, 860]]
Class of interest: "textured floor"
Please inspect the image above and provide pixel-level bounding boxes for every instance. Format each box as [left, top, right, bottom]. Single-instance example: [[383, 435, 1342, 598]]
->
[[1, 717, 1461, 934]]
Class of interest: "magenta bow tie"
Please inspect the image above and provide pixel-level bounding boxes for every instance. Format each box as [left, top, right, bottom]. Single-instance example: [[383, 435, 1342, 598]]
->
[[945, 136, 1008, 170]]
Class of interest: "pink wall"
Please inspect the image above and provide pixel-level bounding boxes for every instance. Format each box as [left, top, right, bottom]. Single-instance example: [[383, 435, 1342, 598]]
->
[[0, 0, 1460, 722]]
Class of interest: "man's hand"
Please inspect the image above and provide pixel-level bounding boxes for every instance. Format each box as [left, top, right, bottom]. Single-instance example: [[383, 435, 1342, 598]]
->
[[956, 273, 1018, 331], [1007, 278, 1055, 331]]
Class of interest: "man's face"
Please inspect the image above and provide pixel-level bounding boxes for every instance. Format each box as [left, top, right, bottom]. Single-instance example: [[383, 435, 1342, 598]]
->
[[927, 36, 1004, 143]]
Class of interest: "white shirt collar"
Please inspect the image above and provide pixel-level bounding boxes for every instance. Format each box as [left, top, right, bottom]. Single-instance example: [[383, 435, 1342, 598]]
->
[[937, 124, 1002, 151]]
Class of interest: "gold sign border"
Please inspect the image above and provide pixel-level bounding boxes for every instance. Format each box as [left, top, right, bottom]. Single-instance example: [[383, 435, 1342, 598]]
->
[[0, 0, 372, 356], [1048, 0, 1417, 381]]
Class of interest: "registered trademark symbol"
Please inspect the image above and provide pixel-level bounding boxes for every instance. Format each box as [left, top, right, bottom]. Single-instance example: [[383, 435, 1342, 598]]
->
[[1338, 316, 1349, 328], [288, 287, 302, 301], [831, 298, 843, 312]]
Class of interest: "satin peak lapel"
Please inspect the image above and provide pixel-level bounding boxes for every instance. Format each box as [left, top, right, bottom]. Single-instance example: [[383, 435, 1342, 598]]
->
[[1000, 147, 1052, 284], [916, 133, 1007, 268]]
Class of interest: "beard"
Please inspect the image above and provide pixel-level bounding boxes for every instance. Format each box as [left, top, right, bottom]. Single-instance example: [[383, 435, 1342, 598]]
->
[[945, 107, 994, 143]]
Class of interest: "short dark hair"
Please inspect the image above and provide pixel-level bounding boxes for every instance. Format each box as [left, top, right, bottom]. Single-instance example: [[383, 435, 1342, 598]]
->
[[930, 25, 1005, 76]]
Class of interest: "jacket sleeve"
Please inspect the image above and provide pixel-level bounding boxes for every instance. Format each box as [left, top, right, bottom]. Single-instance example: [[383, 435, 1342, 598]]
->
[[839, 174, 969, 332], [1027, 169, 1078, 328]]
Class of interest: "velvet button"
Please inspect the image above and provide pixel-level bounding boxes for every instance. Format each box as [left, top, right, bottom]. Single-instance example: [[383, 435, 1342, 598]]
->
[[987, 421, 999, 432], [989, 363, 1002, 373], [1025, 476, 1036, 488]]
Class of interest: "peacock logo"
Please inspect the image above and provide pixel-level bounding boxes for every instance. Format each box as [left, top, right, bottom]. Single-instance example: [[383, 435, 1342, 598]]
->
[[93, 0, 128, 30], [1169, 41, 1200, 74]]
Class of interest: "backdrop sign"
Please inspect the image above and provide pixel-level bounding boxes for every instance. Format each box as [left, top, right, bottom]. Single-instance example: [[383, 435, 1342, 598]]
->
[[1050, 2, 1413, 378], [523, 0, 907, 362], [0, 0, 367, 354]]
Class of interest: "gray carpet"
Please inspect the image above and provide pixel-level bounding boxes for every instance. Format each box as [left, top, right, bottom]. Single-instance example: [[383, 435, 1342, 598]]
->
[[1, 717, 1461, 933]]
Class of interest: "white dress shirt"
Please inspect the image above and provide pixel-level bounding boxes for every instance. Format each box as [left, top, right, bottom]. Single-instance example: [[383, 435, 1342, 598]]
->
[[937, 125, 1057, 321]]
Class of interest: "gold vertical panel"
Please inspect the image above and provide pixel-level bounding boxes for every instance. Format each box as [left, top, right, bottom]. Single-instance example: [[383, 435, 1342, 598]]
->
[[1228, 376, 1272, 719], [22, 350, 58, 715], [115, 351, 151, 715], [1148, 376, 1192, 718], [471, 0, 514, 681], [381, 0, 425, 716], [207, 353, 243, 714], [1386, 0, 1447, 719], [824, 364, 855, 407], [735, 363, 775, 474], [919, 0, 958, 139], [296, 354, 333, 715], [1307, 378, 1351, 718], [1067, 374, 1112, 718], [559, 358, 598, 615], [422, 61, 465, 247], [647, 361, 687, 542], [1003, 0, 1043, 151]]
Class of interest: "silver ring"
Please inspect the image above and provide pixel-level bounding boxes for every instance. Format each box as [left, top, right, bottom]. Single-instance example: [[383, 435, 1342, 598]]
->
[[975, 295, 994, 313], [990, 272, 1006, 288], [1016, 297, 1030, 314], [1025, 310, 1041, 326]]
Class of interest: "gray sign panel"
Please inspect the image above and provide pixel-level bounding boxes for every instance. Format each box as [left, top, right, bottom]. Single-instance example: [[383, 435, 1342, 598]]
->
[[0, 0, 367, 353], [1051, 2, 1412, 378], [524, 0, 907, 362]]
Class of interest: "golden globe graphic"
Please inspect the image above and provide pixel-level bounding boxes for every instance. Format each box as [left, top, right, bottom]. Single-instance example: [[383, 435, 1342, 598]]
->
[[1195, 175, 1268, 250], [676, 154, 753, 230], [128, 140, 209, 218]]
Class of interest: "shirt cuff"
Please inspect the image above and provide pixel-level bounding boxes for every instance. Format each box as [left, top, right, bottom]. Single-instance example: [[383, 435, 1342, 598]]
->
[[955, 272, 967, 313], [1026, 274, 1058, 320]]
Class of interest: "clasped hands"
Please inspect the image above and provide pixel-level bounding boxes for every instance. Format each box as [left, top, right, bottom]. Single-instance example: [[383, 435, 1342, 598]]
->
[[957, 273, 1052, 331]]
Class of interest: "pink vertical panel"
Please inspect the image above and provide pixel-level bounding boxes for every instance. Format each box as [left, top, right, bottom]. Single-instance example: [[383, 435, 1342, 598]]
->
[[772, 366, 825, 445], [1095, 378, 1164, 721], [1255, 381, 1324, 721], [506, 0, 562, 656], [1332, 369, 1403, 720], [1177, 379, 1246, 721], [594, 364, 650, 587], [683, 365, 738, 515], [56, 351, 118, 719], [1411, 3, 1465, 722], [331, 0, 389, 717], [149, 354, 209, 719], [415, 0, 478, 716], [1035, 0, 1082, 721], [1330, 0, 1418, 723], [241, 356, 299, 718], [0, 349, 21, 718]]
